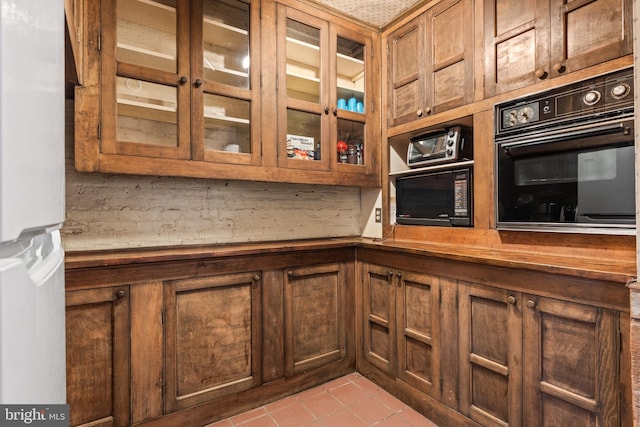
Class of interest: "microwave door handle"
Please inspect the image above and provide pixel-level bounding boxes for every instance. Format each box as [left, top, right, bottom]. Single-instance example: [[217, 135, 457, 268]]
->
[[501, 120, 633, 158]]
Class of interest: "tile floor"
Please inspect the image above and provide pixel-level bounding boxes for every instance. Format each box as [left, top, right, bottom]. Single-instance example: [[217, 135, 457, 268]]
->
[[206, 372, 439, 427]]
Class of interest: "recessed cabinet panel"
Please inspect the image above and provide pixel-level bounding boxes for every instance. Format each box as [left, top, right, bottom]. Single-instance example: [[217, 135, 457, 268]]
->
[[523, 297, 620, 426], [458, 283, 523, 427], [66, 287, 130, 427], [164, 273, 262, 411], [362, 264, 395, 373], [117, 0, 177, 73], [285, 263, 347, 376]]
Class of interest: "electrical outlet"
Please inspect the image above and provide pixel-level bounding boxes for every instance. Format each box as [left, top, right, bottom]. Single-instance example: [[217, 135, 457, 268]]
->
[[375, 208, 382, 223]]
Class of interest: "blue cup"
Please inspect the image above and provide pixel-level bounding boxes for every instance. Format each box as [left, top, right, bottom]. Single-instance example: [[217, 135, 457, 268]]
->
[[356, 102, 364, 113], [337, 98, 347, 110], [348, 97, 357, 111]]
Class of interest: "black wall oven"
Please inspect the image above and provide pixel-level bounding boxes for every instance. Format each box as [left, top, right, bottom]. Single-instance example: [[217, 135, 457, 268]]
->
[[495, 68, 635, 234]]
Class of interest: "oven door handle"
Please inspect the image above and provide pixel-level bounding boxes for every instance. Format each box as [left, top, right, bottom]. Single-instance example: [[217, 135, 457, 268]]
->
[[499, 119, 633, 158]]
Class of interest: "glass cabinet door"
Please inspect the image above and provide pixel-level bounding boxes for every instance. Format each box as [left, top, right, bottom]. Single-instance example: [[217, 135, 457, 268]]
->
[[277, 6, 330, 171], [334, 28, 372, 174], [193, 0, 259, 165], [102, 0, 191, 159]]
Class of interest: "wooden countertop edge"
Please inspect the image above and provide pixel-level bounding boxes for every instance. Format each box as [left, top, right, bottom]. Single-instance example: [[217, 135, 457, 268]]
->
[[64, 237, 636, 284]]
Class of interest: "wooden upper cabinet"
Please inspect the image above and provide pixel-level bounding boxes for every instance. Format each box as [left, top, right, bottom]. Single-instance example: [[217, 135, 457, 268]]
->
[[387, 0, 474, 128], [276, 3, 377, 176], [484, 0, 632, 96], [73, 0, 380, 186]]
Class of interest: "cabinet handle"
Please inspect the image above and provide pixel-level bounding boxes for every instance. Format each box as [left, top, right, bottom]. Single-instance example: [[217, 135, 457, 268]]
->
[[178, 76, 187, 85], [194, 78, 203, 88], [526, 299, 536, 309], [116, 289, 126, 299], [507, 295, 516, 305], [553, 63, 566, 74], [535, 69, 548, 80]]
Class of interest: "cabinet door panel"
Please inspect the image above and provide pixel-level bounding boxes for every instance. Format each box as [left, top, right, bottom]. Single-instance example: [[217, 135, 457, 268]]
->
[[429, 0, 473, 112], [552, 0, 632, 76], [396, 271, 441, 399], [484, 0, 549, 95], [164, 272, 262, 411], [458, 283, 522, 427], [66, 287, 130, 427], [362, 263, 395, 373], [285, 263, 347, 376], [387, 15, 424, 127], [523, 296, 620, 426]]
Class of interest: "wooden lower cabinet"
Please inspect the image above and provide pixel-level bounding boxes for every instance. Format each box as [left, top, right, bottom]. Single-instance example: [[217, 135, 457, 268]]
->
[[284, 262, 349, 376], [66, 286, 130, 427], [361, 262, 442, 400], [458, 282, 623, 427], [65, 248, 355, 427], [358, 251, 630, 427], [163, 272, 263, 412]]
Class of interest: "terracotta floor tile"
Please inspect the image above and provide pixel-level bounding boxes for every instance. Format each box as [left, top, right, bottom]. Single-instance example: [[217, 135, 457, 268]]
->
[[229, 406, 268, 425], [235, 413, 278, 427], [328, 381, 368, 406], [350, 395, 396, 425], [210, 374, 438, 427], [319, 407, 368, 427], [269, 401, 317, 427], [301, 390, 344, 418]]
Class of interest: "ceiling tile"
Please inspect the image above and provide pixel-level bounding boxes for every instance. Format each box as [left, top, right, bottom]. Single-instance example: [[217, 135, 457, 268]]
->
[[315, 0, 423, 27]]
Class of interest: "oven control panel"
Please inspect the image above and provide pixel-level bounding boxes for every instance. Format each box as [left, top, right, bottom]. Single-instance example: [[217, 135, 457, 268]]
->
[[496, 68, 634, 137]]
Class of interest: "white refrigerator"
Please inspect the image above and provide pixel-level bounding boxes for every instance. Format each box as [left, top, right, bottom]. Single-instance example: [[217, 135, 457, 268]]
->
[[0, 0, 66, 404]]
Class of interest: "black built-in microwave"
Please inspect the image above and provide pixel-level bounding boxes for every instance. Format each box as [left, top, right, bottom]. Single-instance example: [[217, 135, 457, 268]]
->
[[395, 168, 473, 227]]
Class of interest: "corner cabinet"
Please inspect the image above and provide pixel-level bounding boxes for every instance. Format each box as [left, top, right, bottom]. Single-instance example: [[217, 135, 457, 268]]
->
[[72, 0, 380, 187], [484, 0, 633, 96], [387, 0, 474, 128]]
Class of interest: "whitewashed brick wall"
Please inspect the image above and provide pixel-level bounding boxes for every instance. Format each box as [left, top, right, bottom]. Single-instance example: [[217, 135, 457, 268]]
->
[[63, 101, 362, 251]]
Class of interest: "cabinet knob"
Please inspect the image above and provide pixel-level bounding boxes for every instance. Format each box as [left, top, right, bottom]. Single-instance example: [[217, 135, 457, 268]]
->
[[116, 289, 126, 299], [507, 295, 516, 305], [178, 76, 187, 85], [553, 63, 566, 74], [324, 107, 330, 115], [253, 274, 260, 281], [535, 69, 548, 80], [416, 108, 423, 117], [194, 78, 203, 88], [333, 108, 338, 116], [387, 271, 394, 279], [526, 299, 536, 309], [425, 106, 432, 115], [396, 271, 403, 278], [287, 270, 294, 278]]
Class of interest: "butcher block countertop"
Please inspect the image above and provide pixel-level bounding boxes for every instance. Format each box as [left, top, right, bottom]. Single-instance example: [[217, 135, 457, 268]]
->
[[65, 237, 636, 285]]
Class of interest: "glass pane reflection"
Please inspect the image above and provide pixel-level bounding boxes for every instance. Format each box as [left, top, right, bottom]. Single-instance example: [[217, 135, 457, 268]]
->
[[286, 19, 320, 103], [117, 0, 177, 73], [116, 76, 177, 147], [203, 0, 250, 88], [204, 93, 251, 153]]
